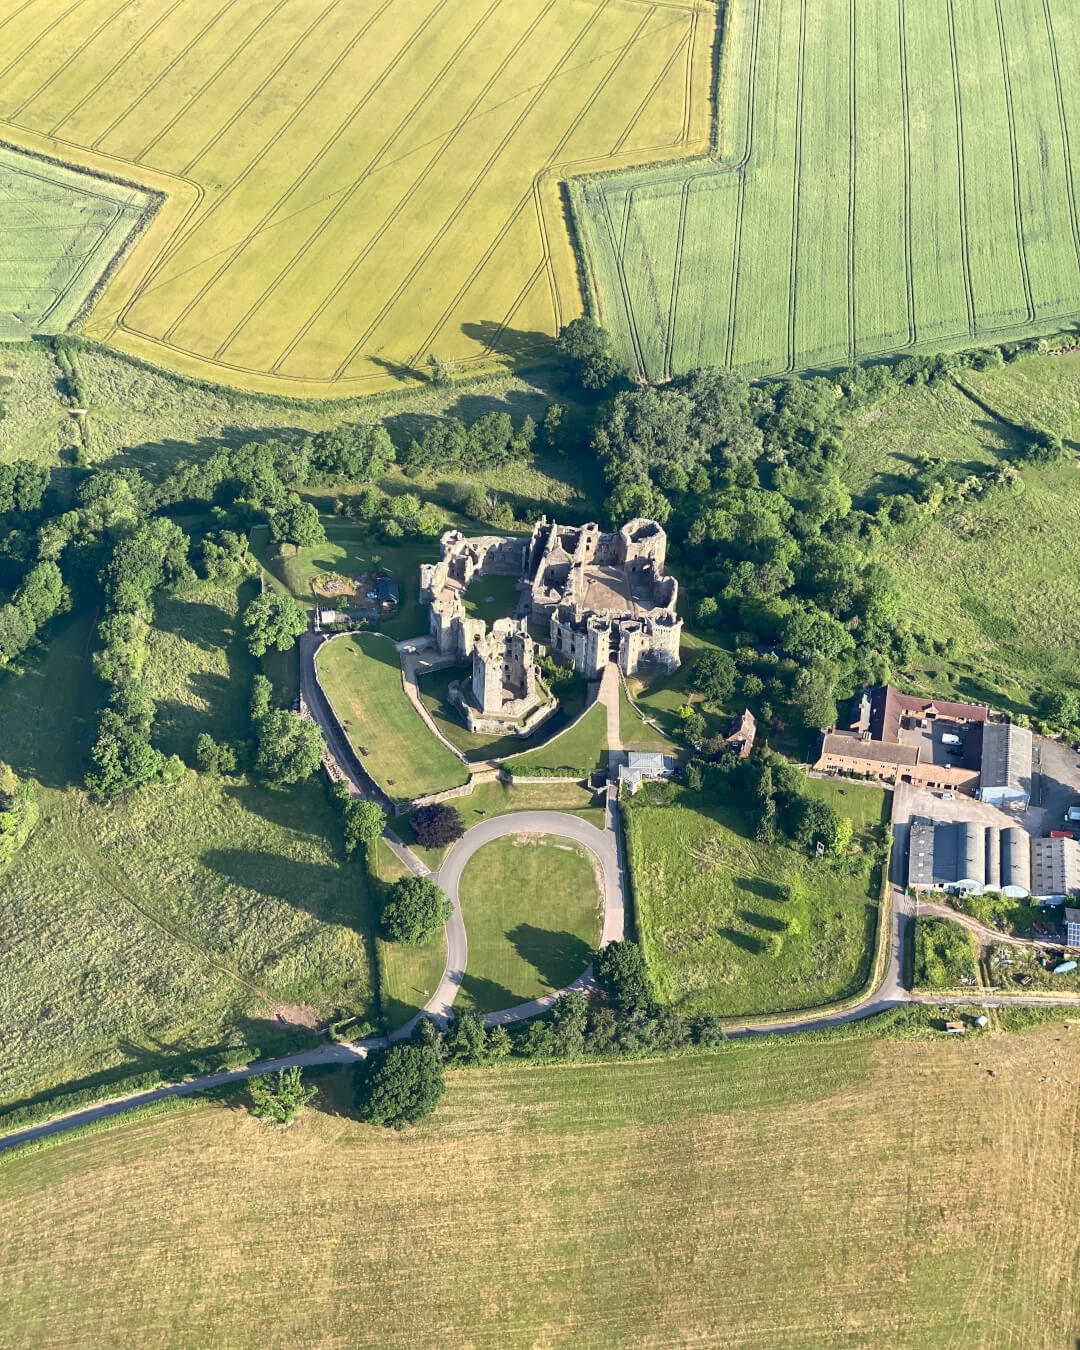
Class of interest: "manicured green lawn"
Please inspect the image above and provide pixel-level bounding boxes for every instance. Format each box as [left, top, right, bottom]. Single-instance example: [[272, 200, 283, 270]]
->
[[618, 685, 676, 753], [628, 632, 733, 745], [371, 841, 446, 1030], [624, 779, 888, 1018], [457, 834, 604, 1011], [398, 780, 605, 870], [315, 633, 466, 803], [504, 700, 608, 779], [462, 573, 521, 625]]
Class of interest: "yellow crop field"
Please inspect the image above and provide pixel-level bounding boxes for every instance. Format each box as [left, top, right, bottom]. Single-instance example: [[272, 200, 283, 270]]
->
[[0, 0, 715, 395]]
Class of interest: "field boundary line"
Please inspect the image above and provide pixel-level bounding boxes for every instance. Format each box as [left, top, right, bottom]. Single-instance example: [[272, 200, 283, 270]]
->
[[0, 0, 95, 90], [846, 0, 856, 365], [160, 0, 402, 346], [993, 0, 1034, 325], [1041, 0, 1080, 278], [897, 0, 916, 347], [418, 0, 673, 366], [945, 0, 976, 338], [331, 0, 615, 378], [528, 4, 656, 336], [47, 0, 189, 139], [119, 0, 262, 159], [8, 0, 134, 123], [211, 0, 462, 363], [786, 0, 807, 374], [263, 0, 540, 374]]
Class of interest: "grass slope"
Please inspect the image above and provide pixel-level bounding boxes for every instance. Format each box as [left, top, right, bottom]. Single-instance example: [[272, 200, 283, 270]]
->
[[0, 587, 377, 1110], [315, 632, 467, 802], [456, 833, 603, 1011], [371, 839, 446, 1030], [577, 0, 1080, 380], [3, 1028, 1080, 1347], [417, 664, 588, 762], [0, 0, 712, 394], [504, 699, 607, 778], [625, 779, 887, 1017]]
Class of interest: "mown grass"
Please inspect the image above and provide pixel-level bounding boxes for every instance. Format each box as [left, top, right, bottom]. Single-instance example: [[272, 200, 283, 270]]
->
[[315, 632, 466, 803], [397, 780, 604, 871], [461, 573, 521, 625], [3, 1028, 1079, 1347], [457, 834, 604, 1012], [625, 779, 888, 1017], [371, 840, 445, 1031], [628, 631, 733, 744], [618, 683, 675, 752], [504, 700, 608, 779], [0, 586, 377, 1111]]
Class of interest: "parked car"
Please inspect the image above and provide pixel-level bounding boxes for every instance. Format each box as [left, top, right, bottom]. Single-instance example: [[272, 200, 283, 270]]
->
[[939, 791, 955, 800]]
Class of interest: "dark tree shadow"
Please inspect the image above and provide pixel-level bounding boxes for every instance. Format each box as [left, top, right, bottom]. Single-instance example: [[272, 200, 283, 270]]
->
[[506, 924, 593, 990], [458, 972, 518, 1012], [740, 910, 787, 934], [200, 847, 351, 918], [460, 319, 559, 365], [718, 927, 765, 955], [734, 875, 786, 901]]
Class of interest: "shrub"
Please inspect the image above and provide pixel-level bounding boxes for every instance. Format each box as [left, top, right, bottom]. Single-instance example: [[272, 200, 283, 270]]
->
[[410, 803, 465, 849], [381, 875, 452, 945]]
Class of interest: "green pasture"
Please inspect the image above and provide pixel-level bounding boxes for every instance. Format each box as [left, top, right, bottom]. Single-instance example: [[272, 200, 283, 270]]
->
[[504, 700, 608, 779], [315, 633, 466, 803], [576, 0, 1080, 380], [0, 587, 376, 1111], [456, 834, 603, 1012], [624, 778, 887, 1018]]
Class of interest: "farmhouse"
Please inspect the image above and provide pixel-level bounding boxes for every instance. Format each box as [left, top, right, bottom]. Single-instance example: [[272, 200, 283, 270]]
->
[[726, 709, 757, 759], [811, 686, 1031, 797]]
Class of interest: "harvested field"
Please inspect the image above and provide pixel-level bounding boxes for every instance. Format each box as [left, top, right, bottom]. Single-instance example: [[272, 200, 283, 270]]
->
[[2, 1026, 1080, 1347], [576, 0, 1080, 380], [0, 0, 713, 394]]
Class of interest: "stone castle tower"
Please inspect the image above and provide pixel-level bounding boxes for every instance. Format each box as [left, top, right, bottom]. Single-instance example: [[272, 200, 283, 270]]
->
[[472, 617, 537, 717]]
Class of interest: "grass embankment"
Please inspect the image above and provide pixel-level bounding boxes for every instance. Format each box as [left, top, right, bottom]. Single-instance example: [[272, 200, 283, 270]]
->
[[3, 1028, 1080, 1346], [456, 834, 604, 1012], [618, 683, 675, 753], [371, 841, 445, 1032], [504, 700, 608, 779], [315, 633, 466, 803], [0, 586, 377, 1113], [843, 361, 1080, 715], [628, 632, 735, 744], [625, 779, 888, 1018]]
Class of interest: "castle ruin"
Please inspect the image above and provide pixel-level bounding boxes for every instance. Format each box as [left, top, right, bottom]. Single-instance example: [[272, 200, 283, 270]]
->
[[419, 517, 681, 734]]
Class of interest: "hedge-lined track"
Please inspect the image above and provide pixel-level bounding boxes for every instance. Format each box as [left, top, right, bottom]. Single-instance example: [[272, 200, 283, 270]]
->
[[577, 0, 1080, 381], [0, 0, 714, 394]]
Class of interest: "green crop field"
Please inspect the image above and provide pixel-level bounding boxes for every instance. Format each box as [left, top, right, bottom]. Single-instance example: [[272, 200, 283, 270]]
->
[[314, 632, 467, 802], [576, 0, 1080, 380], [624, 778, 888, 1018], [3, 1026, 1080, 1347], [457, 833, 603, 1010], [0, 0, 714, 395], [0, 143, 149, 341]]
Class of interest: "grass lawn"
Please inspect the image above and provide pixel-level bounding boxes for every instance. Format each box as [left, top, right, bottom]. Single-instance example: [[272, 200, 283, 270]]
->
[[618, 684, 676, 753], [417, 665, 588, 763], [456, 834, 604, 1012], [0, 592, 377, 1113], [625, 779, 889, 1018], [370, 841, 445, 1031], [398, 781, 605, 870], [315, 633, 466, 803], [3, 1028, 1080, 1346], [628, 631, 733, 745], [504, 700, 608, 779], [461, 573, 522, 625]]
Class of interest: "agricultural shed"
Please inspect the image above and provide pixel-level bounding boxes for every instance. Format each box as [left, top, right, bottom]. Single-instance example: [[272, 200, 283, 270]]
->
[[978, 723, 1033, 808]]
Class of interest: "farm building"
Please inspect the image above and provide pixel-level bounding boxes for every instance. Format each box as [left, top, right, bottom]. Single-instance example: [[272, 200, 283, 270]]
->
[[977, 722, 1033, 808], [1029, 836, 1080, 902], [908, 820, 1031, 898], [725, 709, 757, 759]]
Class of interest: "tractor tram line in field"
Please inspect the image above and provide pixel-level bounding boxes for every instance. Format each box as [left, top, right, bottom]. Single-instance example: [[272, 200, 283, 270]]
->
[[993, 0, 1035, 326], [1041, 0, 1080, 277], [897, 0, 917, 347]]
